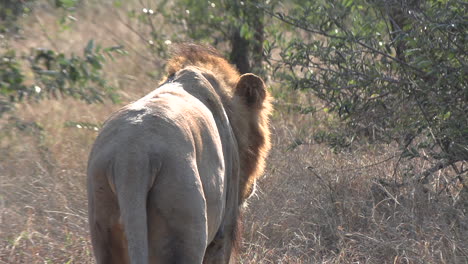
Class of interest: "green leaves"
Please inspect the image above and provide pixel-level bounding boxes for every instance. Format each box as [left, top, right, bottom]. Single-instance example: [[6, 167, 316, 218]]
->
[[0, 50, 25, 93], [240, 22, 256, 40], [267, 0, 468, 167], [0, 0, 33, 33], [55, 0, 78, 9], [0, 40, 124, 116], [0, 50, 27, 114]]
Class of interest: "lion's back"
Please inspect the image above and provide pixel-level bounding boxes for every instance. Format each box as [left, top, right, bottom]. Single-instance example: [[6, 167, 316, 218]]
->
[[88, 79, 231, 177]]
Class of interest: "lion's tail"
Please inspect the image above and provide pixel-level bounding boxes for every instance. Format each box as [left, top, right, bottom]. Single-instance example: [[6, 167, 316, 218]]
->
[[112, 154, 152, 264]]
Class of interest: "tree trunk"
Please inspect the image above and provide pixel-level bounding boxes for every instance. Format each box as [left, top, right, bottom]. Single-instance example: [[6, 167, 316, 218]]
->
[[250, 1, 264, 72], [228, 0, 264, 74], [230, 28, 251, 74]]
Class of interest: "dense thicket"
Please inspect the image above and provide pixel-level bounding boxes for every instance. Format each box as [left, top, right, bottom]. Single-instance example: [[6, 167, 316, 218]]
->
[[268, 0, 467, 183]]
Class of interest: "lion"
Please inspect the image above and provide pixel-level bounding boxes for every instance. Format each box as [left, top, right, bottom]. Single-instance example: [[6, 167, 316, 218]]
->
[[86, 44, 272, 264]]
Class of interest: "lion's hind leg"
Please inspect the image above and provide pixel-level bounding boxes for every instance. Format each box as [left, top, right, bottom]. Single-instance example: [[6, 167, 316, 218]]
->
[[88, 173, 130, 264], [90, 219, 129, 264], [147, 166, 208, 263]]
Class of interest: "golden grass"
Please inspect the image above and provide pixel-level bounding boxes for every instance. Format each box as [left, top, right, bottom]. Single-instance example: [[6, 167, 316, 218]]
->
[[238, 119, 467, 263], [1, 1, 467, 263]]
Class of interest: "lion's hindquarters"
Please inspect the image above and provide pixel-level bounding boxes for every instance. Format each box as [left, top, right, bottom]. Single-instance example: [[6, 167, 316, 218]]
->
[[88, 137, 158, 264], [88, 136, 209, 264], [147, 160, 208, 263], [87, 168, 130, 264], [113, 159, 150, 264]]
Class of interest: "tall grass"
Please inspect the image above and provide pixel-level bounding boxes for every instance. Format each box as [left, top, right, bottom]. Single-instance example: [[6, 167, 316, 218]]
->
[[1, 1, 466, 263]]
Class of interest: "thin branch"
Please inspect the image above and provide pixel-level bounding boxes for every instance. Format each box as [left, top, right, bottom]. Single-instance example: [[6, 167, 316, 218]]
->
[[101, 24, 151, 66], [263, 7, 426, 75], [437, 166, 467, 196], [114, 8, 150, 46], [419, 160, 453, 184], [307, 154, 398, 174]]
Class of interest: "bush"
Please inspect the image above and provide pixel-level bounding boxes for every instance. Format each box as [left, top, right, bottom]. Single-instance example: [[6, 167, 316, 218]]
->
[[0, 40, 123, 117], [0, 0, 35, 33], [267, 0, 467, 181]]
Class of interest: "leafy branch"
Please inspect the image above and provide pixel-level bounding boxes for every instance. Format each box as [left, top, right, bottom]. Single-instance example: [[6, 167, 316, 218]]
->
[[0, 40, 125, 117]]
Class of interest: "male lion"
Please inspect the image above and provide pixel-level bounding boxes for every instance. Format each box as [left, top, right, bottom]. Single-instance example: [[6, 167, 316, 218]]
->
[[87, 44, 271, 264]]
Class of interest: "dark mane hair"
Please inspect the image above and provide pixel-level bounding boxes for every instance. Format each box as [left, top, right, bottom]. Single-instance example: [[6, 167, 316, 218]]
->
[[164, 43, 240, 91], [170, 43, 222, 59]]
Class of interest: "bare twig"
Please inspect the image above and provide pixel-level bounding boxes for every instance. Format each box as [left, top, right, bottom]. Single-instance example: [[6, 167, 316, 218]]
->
[[263, 7, 426, 76], [307, 154, 398, 174]]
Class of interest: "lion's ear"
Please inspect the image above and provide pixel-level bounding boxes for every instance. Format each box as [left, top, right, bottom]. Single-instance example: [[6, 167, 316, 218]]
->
[[234, 73, 266, 109]]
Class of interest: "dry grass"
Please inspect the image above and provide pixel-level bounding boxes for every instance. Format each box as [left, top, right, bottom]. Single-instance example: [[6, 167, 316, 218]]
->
[[238, 118, 468, 263], [1, 1, 467, 264]]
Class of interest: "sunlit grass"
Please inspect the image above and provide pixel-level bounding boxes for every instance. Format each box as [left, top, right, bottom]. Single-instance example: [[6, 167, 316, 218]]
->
[[1, 1, 467, 263]]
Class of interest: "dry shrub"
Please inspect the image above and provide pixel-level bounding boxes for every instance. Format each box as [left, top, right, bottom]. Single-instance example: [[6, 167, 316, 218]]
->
[[239, 109, 468, 263]]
